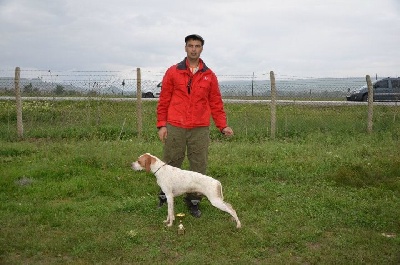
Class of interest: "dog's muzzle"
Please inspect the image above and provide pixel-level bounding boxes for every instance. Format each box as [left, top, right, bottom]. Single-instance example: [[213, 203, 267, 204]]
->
[[131, 162, 143, 171]]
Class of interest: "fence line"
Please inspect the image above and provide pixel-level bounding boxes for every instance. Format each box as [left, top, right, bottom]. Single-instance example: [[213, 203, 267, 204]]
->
[[1, 68, 372, 98], [3, 67, 399, 140]]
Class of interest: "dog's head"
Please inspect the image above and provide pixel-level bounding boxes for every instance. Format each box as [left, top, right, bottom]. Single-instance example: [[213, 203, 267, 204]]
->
[[131, 153, 157, 173]]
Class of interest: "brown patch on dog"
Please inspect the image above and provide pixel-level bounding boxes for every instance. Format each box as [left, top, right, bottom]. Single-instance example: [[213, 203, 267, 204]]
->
[[137, 154, 149, 172], [138, 153, 157, 172], [144, 154, 151, 172]]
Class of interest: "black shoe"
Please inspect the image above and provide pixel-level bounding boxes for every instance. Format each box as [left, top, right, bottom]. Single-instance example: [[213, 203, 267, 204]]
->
[[185, 198, 201, 218], [190, 205, 201, 218], [158, 193, 167, 208]]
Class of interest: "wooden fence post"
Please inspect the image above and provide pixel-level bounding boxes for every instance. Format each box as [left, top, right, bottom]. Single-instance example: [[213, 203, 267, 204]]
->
[[14, 67, 24, 139], [270, 71, 276, 139], [366, 75, 373, 133], [136, 67, 143, 138]]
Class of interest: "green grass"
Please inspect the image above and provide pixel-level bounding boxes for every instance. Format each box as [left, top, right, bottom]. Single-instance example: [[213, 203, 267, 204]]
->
[[0, 100, 399, 264]]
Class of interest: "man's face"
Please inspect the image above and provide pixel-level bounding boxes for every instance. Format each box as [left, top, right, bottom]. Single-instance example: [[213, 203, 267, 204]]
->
[[185, 39, 203, 60]]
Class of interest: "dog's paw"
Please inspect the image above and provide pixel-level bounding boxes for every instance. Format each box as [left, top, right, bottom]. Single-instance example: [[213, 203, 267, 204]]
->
[[166, 222, 173, 227]]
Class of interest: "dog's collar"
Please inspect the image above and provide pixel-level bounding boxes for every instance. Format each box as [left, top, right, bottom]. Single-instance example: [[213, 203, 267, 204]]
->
[[154, 163, 167, 175]]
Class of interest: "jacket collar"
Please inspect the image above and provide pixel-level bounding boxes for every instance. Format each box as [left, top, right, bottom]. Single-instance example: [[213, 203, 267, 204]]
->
[[177, 57, 209, 72]]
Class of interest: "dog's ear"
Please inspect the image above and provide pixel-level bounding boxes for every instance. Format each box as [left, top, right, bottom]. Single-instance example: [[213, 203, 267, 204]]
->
[[144, 154, 152, 172], [137, 155, 149, 172]]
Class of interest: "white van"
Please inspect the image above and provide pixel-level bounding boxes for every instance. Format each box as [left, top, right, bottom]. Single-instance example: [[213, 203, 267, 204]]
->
[[142, 82, 162, 98]]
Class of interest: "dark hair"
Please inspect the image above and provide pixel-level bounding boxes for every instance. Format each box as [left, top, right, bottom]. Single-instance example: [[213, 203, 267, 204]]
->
[[185, 34, 204, 46]]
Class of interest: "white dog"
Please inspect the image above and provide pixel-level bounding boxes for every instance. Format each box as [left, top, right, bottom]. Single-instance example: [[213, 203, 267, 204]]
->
[[132, 153, 241, 228]]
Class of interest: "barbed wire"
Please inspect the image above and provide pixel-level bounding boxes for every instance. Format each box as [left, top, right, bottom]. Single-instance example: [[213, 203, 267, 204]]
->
[[0, 68, 384, 98]]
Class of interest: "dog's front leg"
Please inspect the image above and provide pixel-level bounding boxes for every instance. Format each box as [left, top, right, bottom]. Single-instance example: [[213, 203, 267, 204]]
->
[[164, 195, 175, 227]]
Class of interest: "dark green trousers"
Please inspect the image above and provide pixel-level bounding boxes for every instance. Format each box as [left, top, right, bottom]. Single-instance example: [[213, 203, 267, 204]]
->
[[163, 124, 210, 201]]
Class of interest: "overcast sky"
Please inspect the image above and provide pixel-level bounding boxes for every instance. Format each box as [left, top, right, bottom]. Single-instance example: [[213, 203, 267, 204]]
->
[[1, 0, 399, 79]]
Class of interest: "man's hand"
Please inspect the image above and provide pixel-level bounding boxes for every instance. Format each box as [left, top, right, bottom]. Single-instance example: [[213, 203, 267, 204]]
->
[[158, 127, 168, 143], [222, 126, 234, 136]]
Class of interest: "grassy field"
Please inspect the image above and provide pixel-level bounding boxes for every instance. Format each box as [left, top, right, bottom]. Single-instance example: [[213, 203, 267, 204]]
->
[[0, 100, 399, 264]]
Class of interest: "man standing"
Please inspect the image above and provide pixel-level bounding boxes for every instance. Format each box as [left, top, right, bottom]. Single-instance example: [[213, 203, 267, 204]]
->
[[156, 34, 233, 217]]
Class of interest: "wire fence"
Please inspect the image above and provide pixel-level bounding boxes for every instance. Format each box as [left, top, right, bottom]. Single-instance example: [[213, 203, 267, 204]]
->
[[0, 68, 371, 99], [0, 67, 399, 141]]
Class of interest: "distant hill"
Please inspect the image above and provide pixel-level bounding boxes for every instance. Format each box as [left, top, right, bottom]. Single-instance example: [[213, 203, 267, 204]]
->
[[0, 77, 132, 95]]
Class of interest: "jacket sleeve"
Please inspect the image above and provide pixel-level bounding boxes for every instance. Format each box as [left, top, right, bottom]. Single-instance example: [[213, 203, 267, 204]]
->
[[208, 73, 228, 131], [156, 67, 174, 128]]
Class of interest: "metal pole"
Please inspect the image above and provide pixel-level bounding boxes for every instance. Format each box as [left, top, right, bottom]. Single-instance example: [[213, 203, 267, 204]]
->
[[14, 67, 24, 139], [366, 75, 373, 133], [136, 68, 142, 138], [270, 71, 276, 139], [251, 72, 254, 97]]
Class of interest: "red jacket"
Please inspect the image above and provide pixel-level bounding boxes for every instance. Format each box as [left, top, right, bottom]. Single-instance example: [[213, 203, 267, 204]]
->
[[157, 58, 227, 131]]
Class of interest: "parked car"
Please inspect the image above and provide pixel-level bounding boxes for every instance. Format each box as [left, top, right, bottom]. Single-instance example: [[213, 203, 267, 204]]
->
[[346, 77, 400, 101], [142, 82, 162, 98]]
